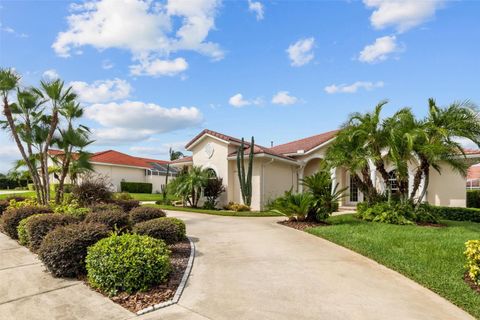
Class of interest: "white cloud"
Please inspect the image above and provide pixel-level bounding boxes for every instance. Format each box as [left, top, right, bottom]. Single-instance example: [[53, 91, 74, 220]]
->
[[363, 0, 444, 33], [52, 0, 222, 77], [85, 101, 203, 144], [358, 35, 399, 63], [69, 78, 132, 103], [324, 81, 384, 94], [0, 144, 20, 173], [101, 59, 114, 70], [248, 0, 264, 20], [228, 93, 262, 108], [130, 141, 187, 157], [130, 57, 188, 77], [42, 69, 60, 81], [0, 23, 28, 38], [286, 37, 315, 67], [271, 91, 298, 105]]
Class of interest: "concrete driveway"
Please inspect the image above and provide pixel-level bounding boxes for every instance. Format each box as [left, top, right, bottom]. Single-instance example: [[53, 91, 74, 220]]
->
[[0, 211, 474, 320]]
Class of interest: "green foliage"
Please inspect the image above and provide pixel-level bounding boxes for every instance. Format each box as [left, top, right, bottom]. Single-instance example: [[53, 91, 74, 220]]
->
[[72, 174, 113, 206], [203, 177, 225, 209], [89, 203, 123, 213], [467, 190, 480, 208], [173, 166, 211, 207], [38, 223, 110, 277], [84, 210, 130, 232], [133, 217, 186, 244], [27, 183, 35, 191], [223, 202, 251, 212], [356, 201, 438, 225], [431, 206, 480, 223], [0, 200, 9, 216], [50, 183, 73, 193], [111, 199, 140, 212], [8, 198, 38, 209], [114, 192, 133, 200], [129, 206, 166, 224], [269, 191, 313, 221], [120, 181, 152, 194], [17, 214, 44, 245], [26, 214, 79, 251], [465, 240, 480, 286], [1, 206, 52, 239], [236, 137, 254, 206], [52, 199, 90, 219], [86, 233, 171, 295]]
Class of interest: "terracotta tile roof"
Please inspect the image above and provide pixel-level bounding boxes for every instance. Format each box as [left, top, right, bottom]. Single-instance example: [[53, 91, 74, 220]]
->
[[171, 156, 193, 164], [269, 130, 339, 155], [464, 149, 480, 156], [228, 145, 296, 162], [468, 164, 480, 180], [185, 129, 245, 148]]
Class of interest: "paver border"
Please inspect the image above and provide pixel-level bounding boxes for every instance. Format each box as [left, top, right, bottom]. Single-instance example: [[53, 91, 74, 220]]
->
[[136, 237, 196, 316]]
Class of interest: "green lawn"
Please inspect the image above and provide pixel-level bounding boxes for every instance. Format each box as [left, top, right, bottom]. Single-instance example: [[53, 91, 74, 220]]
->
[[149, 204, 282, 217], [0, 191, 36, 200], [307, 214, 480, 318], [119, 193, 164, 201]]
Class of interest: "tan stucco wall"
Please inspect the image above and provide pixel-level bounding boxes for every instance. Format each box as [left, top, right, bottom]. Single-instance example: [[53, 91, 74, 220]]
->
[[261, 159, 297, 207], [93, 164, 146, 192], [427, 163, 466, 207]]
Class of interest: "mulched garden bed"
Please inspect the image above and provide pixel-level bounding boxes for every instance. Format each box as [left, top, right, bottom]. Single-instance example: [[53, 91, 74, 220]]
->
[[278, 220, 329, 231], [464, 272, 480, 294], [106, 239, 191, 313]]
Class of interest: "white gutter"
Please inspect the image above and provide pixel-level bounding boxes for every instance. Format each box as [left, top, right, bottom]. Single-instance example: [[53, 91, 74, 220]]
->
[[227, 153, 299, 166]]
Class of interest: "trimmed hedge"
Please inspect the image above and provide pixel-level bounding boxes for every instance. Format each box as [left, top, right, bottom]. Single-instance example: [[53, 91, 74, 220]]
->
[[465, 240, 480, 286], [85, 210, 130, 231], [431, 206, 480, 223], [38, 223, 110, 277], [86, 233, 171, 295], [133, 217, 186, 244], [112, 199, 140, 213], [129, 206, 166, 224], [1, 206, 52, 239], [26, 214, 80, 251], [120, 181, 152, 194], [467, 190, 480, 208], [17, 214, 44, 246]]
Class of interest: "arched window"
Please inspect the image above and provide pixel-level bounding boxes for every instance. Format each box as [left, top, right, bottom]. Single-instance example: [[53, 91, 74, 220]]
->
[[388, 170, 399, 193], [206, 168, 217, 179]]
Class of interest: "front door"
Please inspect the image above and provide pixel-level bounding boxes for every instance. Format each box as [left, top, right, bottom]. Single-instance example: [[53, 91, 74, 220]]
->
[[347, 173, 362, 205]]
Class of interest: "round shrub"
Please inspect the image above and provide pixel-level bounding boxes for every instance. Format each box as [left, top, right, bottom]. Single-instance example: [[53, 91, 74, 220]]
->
[[1, 206, 52, 239], [17, 214, 44, 246], [38, 223, 110, 277], [0, 200, 9, 216], [86, 233, 171, 295], [26, 214, 80, 251], [112, 199, 140, 212], [133, 217, 186, 244], [89, 203, 123, 213], [129, 206, 166, 224], [84, 210, 130, 231]]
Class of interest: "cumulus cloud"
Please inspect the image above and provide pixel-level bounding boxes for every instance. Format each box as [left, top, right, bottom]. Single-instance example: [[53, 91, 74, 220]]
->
[[358, 35, 399, 63], [248, 0, 264, 20], [363, 0, 444, 33], [52, 0, 222, 77], [130, 57, 188, 77], [42, 69, 60, 81], [228, 93, 261, 108], [130, 141, 187, 157], [85, 101, 203, 144], [324, 81, 384, 94], [69, 78, 132, 103], [286, 37, 315, 67], [271, 91, 298, 105]]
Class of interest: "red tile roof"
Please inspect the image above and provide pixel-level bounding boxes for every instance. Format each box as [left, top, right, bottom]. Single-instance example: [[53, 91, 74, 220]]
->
[[228, 145, 296, 162], [185, 129, 245, 149], [468, 165, 480, 180], [269, 130, 339, 155], [171, 156, 193, 164], [464, 149, 480, 156], [89, 150, 172, 169]]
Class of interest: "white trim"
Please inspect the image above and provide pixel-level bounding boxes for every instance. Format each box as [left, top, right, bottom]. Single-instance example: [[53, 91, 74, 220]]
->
[[186, 133, 230, 150], [227, 153, 299, 165], [91, 161, 151, 171]]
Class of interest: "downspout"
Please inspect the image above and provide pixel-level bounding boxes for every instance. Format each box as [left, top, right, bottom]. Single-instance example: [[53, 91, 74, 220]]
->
[[261, 159, 275, 209]]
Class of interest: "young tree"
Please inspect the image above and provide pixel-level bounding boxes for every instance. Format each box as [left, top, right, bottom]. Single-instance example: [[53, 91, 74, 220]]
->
[[162, 148, 184, 203]]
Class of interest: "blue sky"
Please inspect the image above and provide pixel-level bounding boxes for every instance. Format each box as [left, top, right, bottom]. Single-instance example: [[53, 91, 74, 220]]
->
[[0, 0, 479, 173]]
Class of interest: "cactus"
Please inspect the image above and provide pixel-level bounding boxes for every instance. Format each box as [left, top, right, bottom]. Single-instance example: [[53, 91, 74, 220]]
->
[[237, 136, 254, 206]]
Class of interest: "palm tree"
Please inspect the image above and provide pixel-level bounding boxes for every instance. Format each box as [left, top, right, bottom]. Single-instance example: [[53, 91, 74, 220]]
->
[[270, 191, 313, 221], [162, 148, 184, 203], [411, 99, 480, 203], [175, 166, 210, 207]]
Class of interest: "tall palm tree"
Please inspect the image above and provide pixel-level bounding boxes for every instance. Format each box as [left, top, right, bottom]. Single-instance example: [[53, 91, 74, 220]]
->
[[175, 166, 210, 207]]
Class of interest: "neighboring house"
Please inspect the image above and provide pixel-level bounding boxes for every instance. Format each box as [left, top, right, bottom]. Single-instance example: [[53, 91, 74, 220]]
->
[[172, 129, 478, 211], [48, 149, 177, 193]]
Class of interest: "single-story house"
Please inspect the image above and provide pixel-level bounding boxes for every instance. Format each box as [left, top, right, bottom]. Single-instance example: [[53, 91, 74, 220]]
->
[[48, 149, 177, 193], [171, 129, 479, 211]]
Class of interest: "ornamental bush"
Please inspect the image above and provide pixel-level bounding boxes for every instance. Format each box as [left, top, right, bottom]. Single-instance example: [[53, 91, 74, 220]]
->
[[133, 217, 186, 244], [0, 200, 9, 216], [356, 201, 438, 225], [224, 202, 250, 212], [120, 181, 152, 194], [129, 206, 166, 224], [72, 173, 113, 206], [112, 199, 140, 213], [1, 206, 52, 239], [17, 214, 44, 246], [84, 210, 130, 231], [431, 206, 480, 223], [86, 233, 171, 295], [465, 240, 480, 286], [26, 214, 80, 251], [38, 223, 110, 277]]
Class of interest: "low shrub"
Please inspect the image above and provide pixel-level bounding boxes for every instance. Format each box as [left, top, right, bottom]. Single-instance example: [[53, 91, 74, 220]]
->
[[356, 201, 438, 225], [268, 191, 312, 221], [17, 214, 44, 246], [72, 173, 113, 206], [85, 210, 130, 231], [89, 203, 123, 213], [114, 192, 133, 200], [133, 217, 186, 244], [5, 196, 27, 203], [38, 223, 110, 277], [8, 198, 37, 209], [0, 200, 9, 216], [129, 206, 166, 224], [86, 233, 171, 295], [120, 181, 152, 194], [26, 214, 80, 251], [431, 206, 480, 223], [1, 206, 52, 239], [467, 190, 480, 208], [53, 200, 90, 219], [50, 183, 73, 194], [112, 199, 140, 212], [28, 183, 35, 191], [465, 240, 480, 286], [224, 202, 250, 212]]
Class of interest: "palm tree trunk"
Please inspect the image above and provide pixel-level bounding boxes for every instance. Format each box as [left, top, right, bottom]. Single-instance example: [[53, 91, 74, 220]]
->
[[42, 110, 59, 202], [409, 167, 423, 200], [55, 153, 71, 204], [417, 165, 430, 205], [375, 159, 390, 187]]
